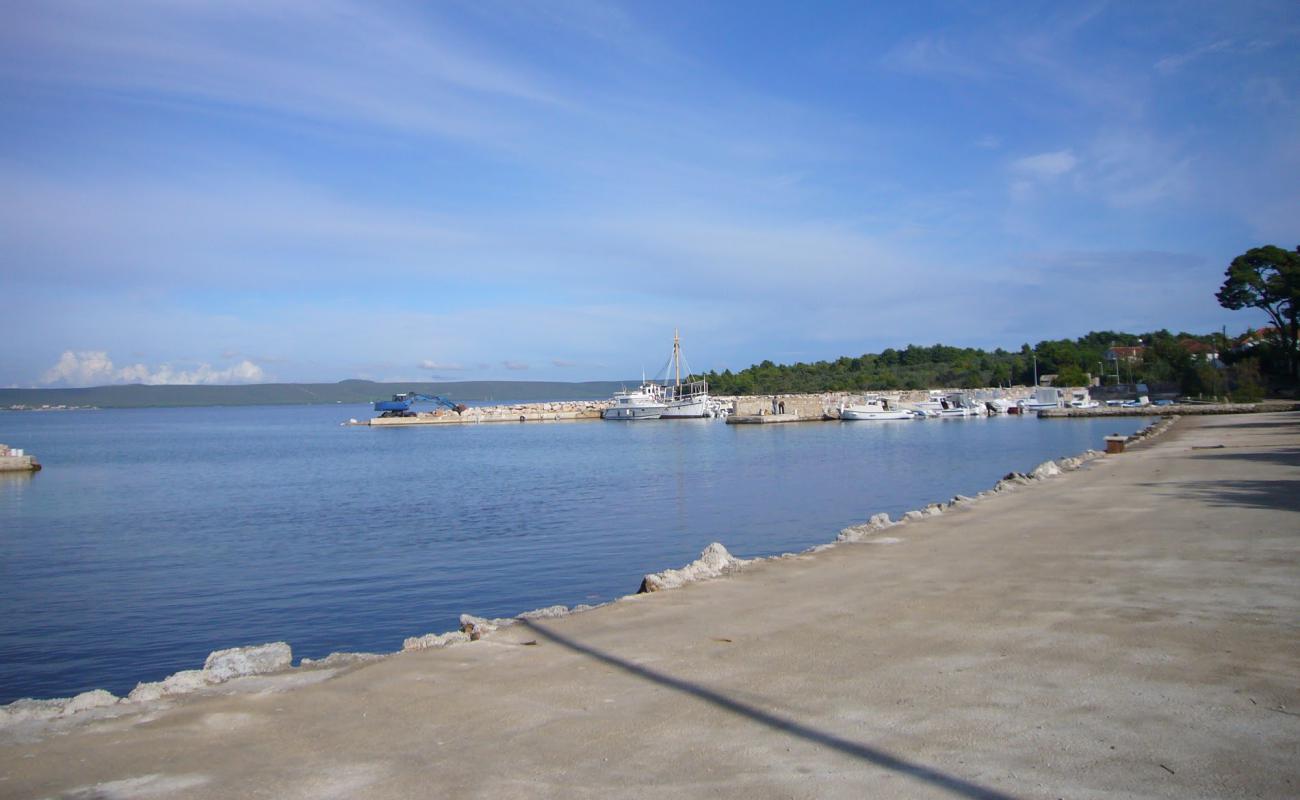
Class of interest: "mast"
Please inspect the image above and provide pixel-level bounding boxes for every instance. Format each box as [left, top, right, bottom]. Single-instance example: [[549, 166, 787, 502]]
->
[[674, 328, 681, 389]]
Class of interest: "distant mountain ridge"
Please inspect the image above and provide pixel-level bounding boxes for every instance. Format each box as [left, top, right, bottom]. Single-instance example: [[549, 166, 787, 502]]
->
[[0, 380, 631, 409]]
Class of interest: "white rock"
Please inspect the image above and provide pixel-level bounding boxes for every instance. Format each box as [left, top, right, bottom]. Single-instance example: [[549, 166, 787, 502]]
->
[[127, 682, 166, 703], [923, 504, 944, 516], [837, 525, 870, 543], [61, 689, 118, 716], [903, 510, 925, 522], [402, 630, 470, 651], [203, 642, 293, 684], [639, 542, 749, 593], [299, 652, 385, 668], [0, 698, 67, 726], [1030, 460, 1062, 480], [161, 669, 210, 695], [518, 605, 569, 620]]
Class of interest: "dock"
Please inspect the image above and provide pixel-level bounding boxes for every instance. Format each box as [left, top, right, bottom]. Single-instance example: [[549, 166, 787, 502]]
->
[[725, 412, 808, 424]]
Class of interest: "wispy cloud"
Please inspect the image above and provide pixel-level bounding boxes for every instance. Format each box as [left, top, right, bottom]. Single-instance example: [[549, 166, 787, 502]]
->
[[1154, 39, 1235, 75], [1012, 150, 1079, 180], [501, 360, 529, 371], [1, 1, 563, 144], [419, 360, 467, 371]]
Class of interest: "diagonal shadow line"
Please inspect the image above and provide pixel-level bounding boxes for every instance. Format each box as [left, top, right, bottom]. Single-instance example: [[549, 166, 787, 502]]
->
[[518, 619, 1017, 800]]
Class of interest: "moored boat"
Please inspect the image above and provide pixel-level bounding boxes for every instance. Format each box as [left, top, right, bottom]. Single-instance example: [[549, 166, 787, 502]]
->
[[601, 385, 666, 420], [839, 396, 916, 420]]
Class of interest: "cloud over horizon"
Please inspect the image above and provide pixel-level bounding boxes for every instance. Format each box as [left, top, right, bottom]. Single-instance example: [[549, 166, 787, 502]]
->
[[41, 351, 267, 388]]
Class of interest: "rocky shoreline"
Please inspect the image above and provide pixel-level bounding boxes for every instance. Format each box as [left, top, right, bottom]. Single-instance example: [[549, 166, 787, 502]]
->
[[0, 416, 1175, 732]]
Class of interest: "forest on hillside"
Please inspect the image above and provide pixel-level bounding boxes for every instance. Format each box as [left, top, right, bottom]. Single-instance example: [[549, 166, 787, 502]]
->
[[701, 330, 1268, 399]]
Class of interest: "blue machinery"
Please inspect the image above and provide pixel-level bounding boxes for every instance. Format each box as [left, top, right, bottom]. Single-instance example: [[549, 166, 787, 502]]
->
[[373, 392, 468, 418]]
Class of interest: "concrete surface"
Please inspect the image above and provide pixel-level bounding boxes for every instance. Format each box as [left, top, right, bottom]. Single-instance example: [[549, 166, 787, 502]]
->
[[1, 413, 1297, 799]]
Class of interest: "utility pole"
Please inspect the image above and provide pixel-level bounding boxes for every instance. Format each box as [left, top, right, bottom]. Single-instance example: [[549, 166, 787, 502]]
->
[[1032, 354, 1038, 387]]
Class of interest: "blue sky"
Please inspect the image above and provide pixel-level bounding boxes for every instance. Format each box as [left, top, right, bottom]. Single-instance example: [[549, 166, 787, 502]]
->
[[3, 1, 1298, 386]]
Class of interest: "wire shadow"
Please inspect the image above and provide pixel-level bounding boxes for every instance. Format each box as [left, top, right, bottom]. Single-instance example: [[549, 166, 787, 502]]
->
[[518, 618, 1017, 800]]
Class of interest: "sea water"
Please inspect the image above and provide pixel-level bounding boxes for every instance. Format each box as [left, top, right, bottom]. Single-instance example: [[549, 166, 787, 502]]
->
[[0, 404, 1144, 703]]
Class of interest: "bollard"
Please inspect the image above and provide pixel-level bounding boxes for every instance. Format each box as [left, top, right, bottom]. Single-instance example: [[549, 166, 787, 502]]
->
[[1104, 435, 1127, 455]]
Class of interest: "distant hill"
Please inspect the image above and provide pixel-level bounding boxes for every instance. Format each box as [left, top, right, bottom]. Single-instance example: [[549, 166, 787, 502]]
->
[[0, 380, 631, 409]]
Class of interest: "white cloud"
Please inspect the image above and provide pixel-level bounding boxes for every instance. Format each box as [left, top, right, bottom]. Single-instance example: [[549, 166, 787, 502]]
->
[[41, 351, 265, 387], [501, 360, 529, 371], [419, 360, 467, 371], [1011, 150, 1079, 180], [1154, 39, 1234, 75]]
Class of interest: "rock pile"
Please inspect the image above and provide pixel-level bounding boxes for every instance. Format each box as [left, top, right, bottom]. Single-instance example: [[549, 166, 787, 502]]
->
[[638, 543, 750, 593], [0, 641, 296, 726]]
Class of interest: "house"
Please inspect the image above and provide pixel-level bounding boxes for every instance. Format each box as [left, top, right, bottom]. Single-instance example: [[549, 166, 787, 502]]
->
[[1105, 345, 1145, 363], [1179, 339, 1218, 359]]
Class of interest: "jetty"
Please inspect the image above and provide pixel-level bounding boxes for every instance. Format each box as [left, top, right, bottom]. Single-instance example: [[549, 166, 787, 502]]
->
[[0, 444, 39, 472], [356, 401, 606, 426], [2, 411, 1296, 798]]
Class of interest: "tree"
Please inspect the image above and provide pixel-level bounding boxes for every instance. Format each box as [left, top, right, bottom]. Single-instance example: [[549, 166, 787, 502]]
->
[[1055, 364, 1089, 387], [1217, 245, 1300, 379]]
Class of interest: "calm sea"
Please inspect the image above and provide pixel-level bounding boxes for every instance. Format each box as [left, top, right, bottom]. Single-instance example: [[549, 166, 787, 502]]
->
[[0, 404, 1144, 703]]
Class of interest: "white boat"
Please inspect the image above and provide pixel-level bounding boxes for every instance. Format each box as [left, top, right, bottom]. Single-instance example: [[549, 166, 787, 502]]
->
[[1017, 387, 1065, 412], [601, 384, 666, 420], [912, 390, 982, 418], [984, 397, 1015, 415], [839, 396, 916, 420], [1068, 389, 1100, 409]]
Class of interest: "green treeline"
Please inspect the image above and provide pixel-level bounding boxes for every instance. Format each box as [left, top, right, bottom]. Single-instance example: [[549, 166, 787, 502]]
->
[[702, 330, 1250, 397]]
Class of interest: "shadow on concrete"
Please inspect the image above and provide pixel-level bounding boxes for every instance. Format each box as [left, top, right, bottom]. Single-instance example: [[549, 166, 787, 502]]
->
[[518, 619, 1016, 800], [1194, 417, 1300, 431], [1142, 478, 1300, 513], [1189, 447, 1300, 468]]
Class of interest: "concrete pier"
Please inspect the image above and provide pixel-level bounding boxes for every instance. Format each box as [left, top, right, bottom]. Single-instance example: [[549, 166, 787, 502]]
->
[[1039, 400, 1300, 418], [2, 412, 1296, 798]]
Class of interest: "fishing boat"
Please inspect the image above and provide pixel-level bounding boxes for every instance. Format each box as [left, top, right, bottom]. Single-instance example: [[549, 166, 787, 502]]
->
[[602, 330, 718, 420], [659, 330, 713, 418]]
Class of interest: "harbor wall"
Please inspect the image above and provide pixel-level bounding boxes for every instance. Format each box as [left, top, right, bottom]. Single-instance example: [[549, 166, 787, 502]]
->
[[0, 444, 39, 472], [365, 401, 606, 426]]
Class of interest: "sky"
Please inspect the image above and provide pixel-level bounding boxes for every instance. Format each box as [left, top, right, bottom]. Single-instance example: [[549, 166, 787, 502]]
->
[[2, 0, 1298, 387]]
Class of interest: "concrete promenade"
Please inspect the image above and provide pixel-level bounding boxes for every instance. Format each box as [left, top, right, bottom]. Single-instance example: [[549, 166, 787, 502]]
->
[[2, 414, 1297, 798]]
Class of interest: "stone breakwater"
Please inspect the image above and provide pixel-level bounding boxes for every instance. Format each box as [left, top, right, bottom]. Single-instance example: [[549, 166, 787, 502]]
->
[[0, 416, 1172, 731], [1039, 401, 1300, 418], [362, 400, 607, 426], [0, 443, 39, 472]]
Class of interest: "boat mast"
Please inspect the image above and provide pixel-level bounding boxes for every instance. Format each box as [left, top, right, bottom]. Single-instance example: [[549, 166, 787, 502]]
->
[[674, 328, 681, 389]]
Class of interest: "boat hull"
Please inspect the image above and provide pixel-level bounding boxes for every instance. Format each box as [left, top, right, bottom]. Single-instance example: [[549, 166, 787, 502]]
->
[[840, 408, 915, 420], [660, 396, 711, 418], [601, 405, 665, 420]]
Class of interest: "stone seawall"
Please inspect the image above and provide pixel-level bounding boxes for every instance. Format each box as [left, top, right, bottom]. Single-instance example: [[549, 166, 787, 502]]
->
[[0, 443, 39, 472], [364, 401, 606, 426], [1039, 401, 1300, 418]]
